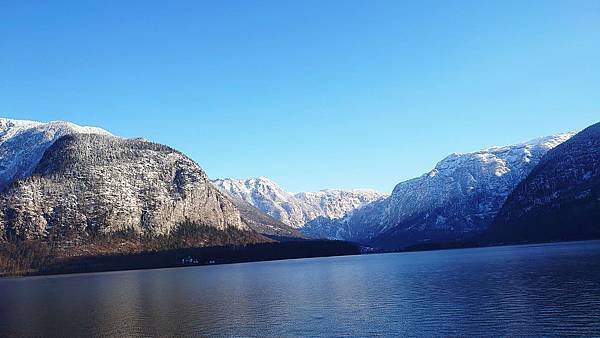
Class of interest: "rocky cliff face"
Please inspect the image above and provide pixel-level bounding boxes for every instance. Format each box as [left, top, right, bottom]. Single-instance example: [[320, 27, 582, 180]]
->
[[0, 133, 251, 240], [212, 177, 386, 232], [489, 123, 600, 242]]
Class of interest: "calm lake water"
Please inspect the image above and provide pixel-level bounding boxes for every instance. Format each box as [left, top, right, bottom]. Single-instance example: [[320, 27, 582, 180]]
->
[[1, 241, 600, 336]]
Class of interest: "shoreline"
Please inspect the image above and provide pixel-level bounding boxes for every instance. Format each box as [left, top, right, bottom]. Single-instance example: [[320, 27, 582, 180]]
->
[[1, 239, 360, 278], [4, 238, 600, 280]]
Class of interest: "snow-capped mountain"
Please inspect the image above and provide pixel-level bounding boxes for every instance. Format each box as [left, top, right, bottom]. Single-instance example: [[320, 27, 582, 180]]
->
[[300, 197, 390, 240], [296, 189, 387, 222], [212, 177, 387, 229], [310, 133, 575, 245], [0, 118, 111, 190]]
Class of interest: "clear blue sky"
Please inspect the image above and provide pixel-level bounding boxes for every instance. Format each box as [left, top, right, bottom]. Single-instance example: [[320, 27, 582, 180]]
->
[[1, 1, 599, 192]]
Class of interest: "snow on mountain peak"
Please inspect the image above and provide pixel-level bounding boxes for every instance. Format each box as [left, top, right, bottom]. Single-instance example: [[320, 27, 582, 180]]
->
[[423, 132, 576, 183], [0, 118, 114, 189], [0, 118, 111, 138], [302, 132, 577, 243], [390, 132, 576, 214], [212, 177, 387, 228]]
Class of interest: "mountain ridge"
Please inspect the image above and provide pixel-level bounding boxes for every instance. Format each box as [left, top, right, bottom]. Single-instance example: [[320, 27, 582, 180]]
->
[[0, 118, 111, 190], [212, 177, 387, 230], [298, 132, 575, 245]]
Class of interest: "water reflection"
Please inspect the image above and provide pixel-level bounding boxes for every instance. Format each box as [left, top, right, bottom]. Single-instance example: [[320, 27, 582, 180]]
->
[[1, 241, 600, 336]]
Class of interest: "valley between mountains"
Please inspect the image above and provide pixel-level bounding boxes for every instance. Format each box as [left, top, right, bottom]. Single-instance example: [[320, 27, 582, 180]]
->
[[1, 117, 599, 276]]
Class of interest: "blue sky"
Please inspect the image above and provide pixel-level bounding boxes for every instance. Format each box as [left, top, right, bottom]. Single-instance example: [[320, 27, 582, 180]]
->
[[1, 0, 599, 192]]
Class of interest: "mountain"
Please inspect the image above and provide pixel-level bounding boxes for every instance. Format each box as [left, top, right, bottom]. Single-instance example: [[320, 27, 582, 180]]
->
[[370, 133, 576, 248], [308, 133, 574, 247], [0, 118, 111, 190], [223, 197, 305, 239], [489, 123, 600, 243], [0, 133, 254, 239], [0, 119, 304, 246], [296, 189, 387, 225], [300, 197, 390, 240], [0, 119, 297, 258], [212, 177, 386, 233], [213, 177, 306, 227]]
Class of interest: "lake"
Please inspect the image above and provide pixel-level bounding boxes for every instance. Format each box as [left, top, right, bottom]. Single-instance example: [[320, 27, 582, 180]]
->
[[1, 240, 600, 336]]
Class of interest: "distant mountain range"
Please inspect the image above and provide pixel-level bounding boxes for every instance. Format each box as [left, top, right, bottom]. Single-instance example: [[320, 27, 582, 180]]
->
[[212, 177, 386, 231], [1, 117, 599, 272], [215, 133, 582, 249]]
